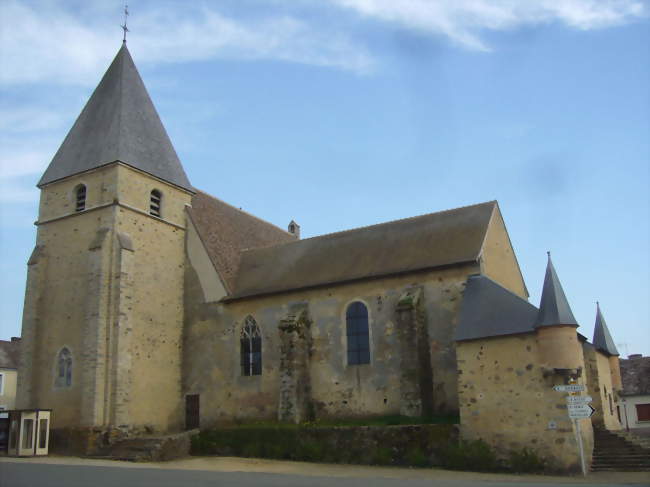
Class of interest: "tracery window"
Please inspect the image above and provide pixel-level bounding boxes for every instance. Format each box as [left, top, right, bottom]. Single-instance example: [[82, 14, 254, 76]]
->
[[346, 301, 370, 365], [56, 347, 72, 387], [150, 189, 162, 217], [240, 316, 262, 376], [75, 184, 86, 212]]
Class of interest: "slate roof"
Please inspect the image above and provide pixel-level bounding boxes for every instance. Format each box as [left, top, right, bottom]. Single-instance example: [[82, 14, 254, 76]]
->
[[39, 44, 192, 191], [0, 339, 20, 370], [455, 274, 538, 342], [620, 355, 650, 396], [187, 190, 297, 294], [534, 253, 578, 328], [228, 201, 497, 300], [592, 303, 619, 356]]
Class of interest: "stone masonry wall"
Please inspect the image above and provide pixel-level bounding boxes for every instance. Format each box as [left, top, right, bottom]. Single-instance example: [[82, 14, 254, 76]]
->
[[583, 343, 621, 430], [457, 333, 594, 473], [18, 164, 119, 427], [183, 265, 478, 427], [18, 163, 192, 435], [278, 304, 313, 423]]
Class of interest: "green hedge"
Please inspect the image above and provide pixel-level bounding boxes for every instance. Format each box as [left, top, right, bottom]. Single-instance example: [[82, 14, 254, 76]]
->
[[191, 424, 548, 473]]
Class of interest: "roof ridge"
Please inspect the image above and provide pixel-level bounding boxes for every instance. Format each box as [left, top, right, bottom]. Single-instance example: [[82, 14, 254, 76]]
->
[[194, 189, 295, 237], [240, 200, 498, 254], [116, 44, 125, 159]]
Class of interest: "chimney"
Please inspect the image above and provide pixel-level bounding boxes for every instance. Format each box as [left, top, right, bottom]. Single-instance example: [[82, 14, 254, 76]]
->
[[288, 220, 300, 239]]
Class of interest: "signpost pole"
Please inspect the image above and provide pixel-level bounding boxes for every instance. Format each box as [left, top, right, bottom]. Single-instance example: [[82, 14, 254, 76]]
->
[[554, 381, 593, 476], [574, 417, 586, 476]]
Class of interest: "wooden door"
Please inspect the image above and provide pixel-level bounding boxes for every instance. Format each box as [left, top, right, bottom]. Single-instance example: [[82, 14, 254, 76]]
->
[[186, 394, 200, 430]]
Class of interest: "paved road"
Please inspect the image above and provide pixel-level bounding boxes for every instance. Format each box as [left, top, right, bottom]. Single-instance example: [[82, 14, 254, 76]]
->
[[1, 461, 648, 487]]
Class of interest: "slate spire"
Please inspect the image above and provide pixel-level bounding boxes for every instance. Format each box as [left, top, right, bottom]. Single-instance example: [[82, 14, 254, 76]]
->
[[593, 302, 619, 356], [38, 44, 192, 191], [535, 252, 578, 328]]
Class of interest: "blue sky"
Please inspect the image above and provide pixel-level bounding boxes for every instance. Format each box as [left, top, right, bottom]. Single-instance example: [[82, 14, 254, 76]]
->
[[1, 0, 648, 356]]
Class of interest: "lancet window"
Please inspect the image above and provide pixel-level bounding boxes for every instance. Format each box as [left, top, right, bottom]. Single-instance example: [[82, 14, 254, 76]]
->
[[56, 347, 72, 387], [346, 301, 370, 365], [241, 316, 262, 376]]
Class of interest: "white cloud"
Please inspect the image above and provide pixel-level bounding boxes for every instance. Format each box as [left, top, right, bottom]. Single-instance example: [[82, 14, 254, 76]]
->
[[0, 108, 65, 133], [330, 0, 646, 50], [0, 150, 50, 181], [0, 184, 39, 204], [0, 1, 374, 86]]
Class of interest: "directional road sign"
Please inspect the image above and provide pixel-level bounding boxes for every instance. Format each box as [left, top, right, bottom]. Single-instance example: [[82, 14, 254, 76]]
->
[[554, 384, 585, 392], [566, 395, 593, 404], [568, 404, 596, 419]]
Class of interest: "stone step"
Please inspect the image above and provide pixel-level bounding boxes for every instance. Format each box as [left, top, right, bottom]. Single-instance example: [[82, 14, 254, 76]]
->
[[592, 461, 650, 466], [591, 427, 650, 472], [593, 453, 650, 460], [591, 467, 650, 472], [594, 451, 648, 456], [594, 452, 648, 456], [88, 430, 194, 462]]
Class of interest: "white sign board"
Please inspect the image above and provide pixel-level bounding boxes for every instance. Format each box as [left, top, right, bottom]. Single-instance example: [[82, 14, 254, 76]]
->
[[566, 395, 593, 404], [568, 404, 595, 419], [554, 384, 585, 392]]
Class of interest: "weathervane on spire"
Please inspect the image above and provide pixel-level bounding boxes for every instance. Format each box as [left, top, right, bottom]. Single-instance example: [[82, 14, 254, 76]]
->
[[121, 4, 129, 43]]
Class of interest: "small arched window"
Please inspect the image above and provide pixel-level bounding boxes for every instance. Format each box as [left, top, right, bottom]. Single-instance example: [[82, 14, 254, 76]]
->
[[150, 189, 162, 217], [240, 316, 262, 376], [56, 347, 72, 387], [75, 184, 86, 212], [346, 302, 370, 365]]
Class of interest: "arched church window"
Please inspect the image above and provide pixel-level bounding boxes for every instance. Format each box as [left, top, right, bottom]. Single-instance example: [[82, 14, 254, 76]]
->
[[56, 347, 72, 387], [75, 184, 86, 212], [346, 301, 370, 365], [150, 189, 162, 217], [240, 316, 262, 376]]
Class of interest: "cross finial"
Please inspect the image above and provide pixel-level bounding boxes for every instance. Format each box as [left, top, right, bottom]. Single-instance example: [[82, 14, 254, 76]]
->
[[121, 4, 129, 43]]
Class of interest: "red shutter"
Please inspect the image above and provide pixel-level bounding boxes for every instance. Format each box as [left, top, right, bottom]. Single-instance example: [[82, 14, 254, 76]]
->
[[636, 403, 650, 422]]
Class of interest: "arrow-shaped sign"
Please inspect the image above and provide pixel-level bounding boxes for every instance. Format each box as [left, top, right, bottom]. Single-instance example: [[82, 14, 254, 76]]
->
[[568, 404, 596, 419], [566, 395, 593, 404], [554, 384, 585, 392]]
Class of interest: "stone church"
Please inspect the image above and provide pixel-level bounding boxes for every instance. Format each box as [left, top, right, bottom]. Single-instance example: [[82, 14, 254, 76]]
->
[[16, 44, 624, 470]]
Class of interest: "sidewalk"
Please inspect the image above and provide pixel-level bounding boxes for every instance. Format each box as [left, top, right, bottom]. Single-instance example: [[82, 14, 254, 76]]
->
[[1, 455, 649, 484]]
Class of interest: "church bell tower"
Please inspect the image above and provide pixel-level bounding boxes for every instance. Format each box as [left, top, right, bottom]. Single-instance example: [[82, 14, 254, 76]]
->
[[17, 44, 194, 440]]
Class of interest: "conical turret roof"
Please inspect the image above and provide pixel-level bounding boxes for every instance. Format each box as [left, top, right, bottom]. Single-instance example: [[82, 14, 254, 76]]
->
[[535, 253, 578, 328], [38, 44, 192, 191], [593, 303, 619, 356]]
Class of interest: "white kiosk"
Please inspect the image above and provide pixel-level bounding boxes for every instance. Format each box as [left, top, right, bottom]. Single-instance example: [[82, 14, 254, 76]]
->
[[5, 409, 52, 457]]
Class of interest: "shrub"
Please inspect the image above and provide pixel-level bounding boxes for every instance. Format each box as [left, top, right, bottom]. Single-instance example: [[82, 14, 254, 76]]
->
[[508, 448, 546, 473], [404, 447, 429, 467], [372, 446, 393, 465], [440, 439, 501, 472], [299, 440, 325, 462]]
